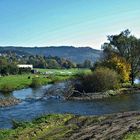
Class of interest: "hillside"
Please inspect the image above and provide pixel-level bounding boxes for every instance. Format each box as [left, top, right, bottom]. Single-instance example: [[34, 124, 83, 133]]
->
[[0, 46, 102, 63]]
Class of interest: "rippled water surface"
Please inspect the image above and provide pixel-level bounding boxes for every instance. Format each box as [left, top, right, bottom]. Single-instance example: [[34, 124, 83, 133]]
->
[[0, 82, 140, 128]]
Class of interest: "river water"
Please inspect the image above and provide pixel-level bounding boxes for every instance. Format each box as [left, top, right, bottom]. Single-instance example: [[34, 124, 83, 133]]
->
[[0, 82, 140, 128]]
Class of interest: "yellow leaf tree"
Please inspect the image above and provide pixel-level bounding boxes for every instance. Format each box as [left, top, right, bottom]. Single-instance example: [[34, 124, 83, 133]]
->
[[96, 54, 131, 82]]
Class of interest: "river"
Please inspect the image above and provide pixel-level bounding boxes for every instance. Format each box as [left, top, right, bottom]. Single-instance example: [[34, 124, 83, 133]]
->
[[0, 82, 140, 128]]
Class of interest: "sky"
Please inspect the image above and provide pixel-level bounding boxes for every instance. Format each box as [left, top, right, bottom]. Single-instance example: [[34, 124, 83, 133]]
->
[[0, 0, 140, 50]]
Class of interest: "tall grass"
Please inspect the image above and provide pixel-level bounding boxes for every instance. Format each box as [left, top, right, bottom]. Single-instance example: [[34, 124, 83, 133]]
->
[[30, 78, 42, 88]]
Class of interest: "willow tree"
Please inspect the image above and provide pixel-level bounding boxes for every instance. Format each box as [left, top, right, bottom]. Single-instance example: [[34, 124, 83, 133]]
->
[[102, 29, 140, 85]]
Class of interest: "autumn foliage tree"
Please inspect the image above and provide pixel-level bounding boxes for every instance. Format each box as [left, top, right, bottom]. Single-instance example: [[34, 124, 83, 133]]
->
[[93, 54, 131, 82], [102, 29, 140, 85]]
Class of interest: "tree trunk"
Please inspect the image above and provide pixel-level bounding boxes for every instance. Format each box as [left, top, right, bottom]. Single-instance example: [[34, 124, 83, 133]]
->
[[131, 64, 134, 86], [131, 74, 134, 85]]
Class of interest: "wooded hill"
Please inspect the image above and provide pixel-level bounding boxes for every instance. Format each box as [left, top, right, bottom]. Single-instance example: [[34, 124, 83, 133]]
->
[[0, 46, 102, 63]]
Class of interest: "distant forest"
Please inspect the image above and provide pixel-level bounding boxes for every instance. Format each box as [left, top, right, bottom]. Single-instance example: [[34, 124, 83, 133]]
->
[[0, 52, 93, 75]]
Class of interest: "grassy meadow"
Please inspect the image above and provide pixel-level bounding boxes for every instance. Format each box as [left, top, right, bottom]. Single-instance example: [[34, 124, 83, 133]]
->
[[0, 68, 91, 93], [35, 68, 91, 75]]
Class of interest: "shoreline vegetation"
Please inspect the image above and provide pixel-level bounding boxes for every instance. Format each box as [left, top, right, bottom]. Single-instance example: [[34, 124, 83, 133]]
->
[[0, 111, 140, 139], [0, 68, 90, 93], [0, 68, 91, 107], [0, 68, 140, 107], [0, 74, 70, 93]]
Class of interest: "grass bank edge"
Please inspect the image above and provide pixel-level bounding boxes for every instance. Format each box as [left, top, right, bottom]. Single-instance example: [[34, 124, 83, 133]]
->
[[0, 69, 91, 93]]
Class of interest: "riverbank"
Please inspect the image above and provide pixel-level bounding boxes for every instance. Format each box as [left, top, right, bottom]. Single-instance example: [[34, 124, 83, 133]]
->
[[0, 74, 71, 93], [0, 69, 90, 93], [0, 111, 140, 139], [66, 90, 120, 100], [66, 87, 140, 100]]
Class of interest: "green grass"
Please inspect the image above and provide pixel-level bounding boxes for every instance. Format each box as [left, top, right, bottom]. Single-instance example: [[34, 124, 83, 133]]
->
[[0, 69, 91, 93], [0, 74, 33, 92], [0, 114, 74, 140], [123, 131, 140, 140], [0, 113, 105, 140], [0, 74, 65, 92], [0, 74, 67, 92], [35, 68, 91, 76]]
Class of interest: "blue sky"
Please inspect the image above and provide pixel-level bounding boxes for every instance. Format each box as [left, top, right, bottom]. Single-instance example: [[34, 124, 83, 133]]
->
[[0, 0, 140, 49]]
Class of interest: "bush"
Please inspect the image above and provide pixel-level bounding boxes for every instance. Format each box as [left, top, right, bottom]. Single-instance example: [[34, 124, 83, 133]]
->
[[0, 84, 14, 93], [30, 78, 41, 88], [75, 67, 120, 92]]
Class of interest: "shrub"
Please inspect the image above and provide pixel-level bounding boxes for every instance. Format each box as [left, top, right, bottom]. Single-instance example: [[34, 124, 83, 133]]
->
[[0, 84, 14, 93], [75, 67, 120, 92], [30, 78, 41, 88]]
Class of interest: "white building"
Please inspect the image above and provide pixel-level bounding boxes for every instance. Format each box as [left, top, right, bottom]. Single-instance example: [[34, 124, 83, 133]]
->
[[17, 64, 33, 69]]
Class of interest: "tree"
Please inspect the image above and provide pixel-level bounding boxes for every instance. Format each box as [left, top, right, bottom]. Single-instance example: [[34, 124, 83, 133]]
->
[[47, 59, 60, 69], [83, 60, 92, 68], [102, 29, 140, 85], [92, 54, 131, 82]]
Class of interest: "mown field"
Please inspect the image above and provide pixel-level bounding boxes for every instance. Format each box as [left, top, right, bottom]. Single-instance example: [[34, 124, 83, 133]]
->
[[35, 68, 90, 75], [0, 68, 91, 93]]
